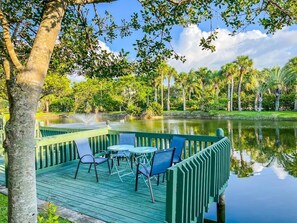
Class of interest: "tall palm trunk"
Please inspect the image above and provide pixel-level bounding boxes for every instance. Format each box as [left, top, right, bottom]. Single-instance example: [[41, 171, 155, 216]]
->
[[201, 82, 205, 111], [227, 80, 231, 111], [294, 85, 297, 111], [167, 76, 171, 111], [154, 84, 158, 102], [238, 71, 243, 111], [231, 76, 234, 111], [182, 87, 186, 111], [161, 72, 164, 110]]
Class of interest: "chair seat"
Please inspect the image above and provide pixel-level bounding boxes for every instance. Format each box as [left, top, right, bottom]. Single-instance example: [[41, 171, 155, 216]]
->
[[81, 156, 108, 164], [138, 165, 151, 177], [112, 150, 131, 158], [94, 157, 108, 164]]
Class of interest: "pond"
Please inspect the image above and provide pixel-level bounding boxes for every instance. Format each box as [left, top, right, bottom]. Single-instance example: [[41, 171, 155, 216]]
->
[[41, 116, 297, 223]]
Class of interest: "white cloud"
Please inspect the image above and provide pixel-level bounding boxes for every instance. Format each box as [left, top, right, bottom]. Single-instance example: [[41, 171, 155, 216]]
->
[[169, 25, 297, 72]]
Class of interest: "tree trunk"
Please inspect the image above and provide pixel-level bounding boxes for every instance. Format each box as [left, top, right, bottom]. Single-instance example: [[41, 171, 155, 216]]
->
[[238, 73, 243, 111], [231, 77, 234, 111], [154, 86, 158, 102], [182, 88, 186, 111], [201, 82, 205, 111], [294, 85, 297, 111], [227, 82, 231, 111], [275, 95, 280, 111], [254, 93, 258, 111], [161, 73, 164, 110], [167, 76, 171, 111], [45, 100, 49, 113], [5, 78, 42, 223]]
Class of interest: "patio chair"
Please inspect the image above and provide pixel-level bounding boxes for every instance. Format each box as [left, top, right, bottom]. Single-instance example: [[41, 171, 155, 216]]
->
[[135, 148, 175, 203], [111, 133, 135, 167], [74, 138, 110, 182], [170, 136, 186, 164]]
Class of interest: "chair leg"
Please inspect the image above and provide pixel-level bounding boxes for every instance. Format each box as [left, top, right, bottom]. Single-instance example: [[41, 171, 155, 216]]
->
[[162, 173, 165, 183], [157, 175, 160, 186], [93, 163, 99, 182], [130, 156, 133, 169], [135, 171, 139, 191], [147, 177, 155, 203], [74, 161, 81, 179], [117, 157, 120, 166], [88, 163, 92, 173], [107, 160, 111, 175]]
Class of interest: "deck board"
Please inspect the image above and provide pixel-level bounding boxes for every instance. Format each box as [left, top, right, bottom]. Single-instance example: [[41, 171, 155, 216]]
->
[[37, 163, 166, 223], [0, 157, 167, 222]]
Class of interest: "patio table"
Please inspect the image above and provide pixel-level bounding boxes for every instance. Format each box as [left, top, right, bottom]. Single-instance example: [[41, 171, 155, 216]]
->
[[129, 146, 157, 165], [107, 144, 135, 181]]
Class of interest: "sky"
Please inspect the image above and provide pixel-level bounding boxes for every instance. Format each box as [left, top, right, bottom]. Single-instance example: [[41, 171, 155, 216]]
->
[[91, 1, 297, 73]]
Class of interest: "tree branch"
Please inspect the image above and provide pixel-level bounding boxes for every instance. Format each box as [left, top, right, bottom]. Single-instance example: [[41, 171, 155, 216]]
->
[[165, 0, 192, 6], [0, 10, 24, 70], [71, 0, 116, 4], [267, 0, 294, 20]]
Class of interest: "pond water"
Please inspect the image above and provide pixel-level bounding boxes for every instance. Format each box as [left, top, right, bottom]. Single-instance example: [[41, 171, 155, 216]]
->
[[41, 117, 297, 223]]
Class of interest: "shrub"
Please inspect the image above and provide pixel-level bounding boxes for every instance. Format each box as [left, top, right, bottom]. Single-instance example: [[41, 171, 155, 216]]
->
[[126, 105, 142, 116], [38, 203, 59, 223], [147, 102, 163, 116]]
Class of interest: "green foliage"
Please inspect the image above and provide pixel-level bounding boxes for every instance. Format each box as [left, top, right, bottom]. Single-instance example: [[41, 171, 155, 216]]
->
[[38, 203, 59, 223], [0, 193, 8, 222], [126, 105, 142, 117], [147, 102, 163, 116]]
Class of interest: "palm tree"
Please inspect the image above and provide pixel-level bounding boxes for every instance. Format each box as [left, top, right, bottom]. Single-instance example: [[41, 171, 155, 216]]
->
[[157, 62, 170, 110], [266, 66, 296, 111], [221, 63, 238, 111], [234, 56, 253, 111], [285, 57, 297, 111], [195, 67, 212, 111], [166, 67, 177, 111], [175, 72, 189, 111]]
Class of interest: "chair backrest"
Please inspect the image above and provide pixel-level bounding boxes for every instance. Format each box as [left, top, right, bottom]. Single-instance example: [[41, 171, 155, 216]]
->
[[150, 148, 175, 176], [170, 136, 186, 162], [119, 133, 135, 146], [75, 138, 94, 162]]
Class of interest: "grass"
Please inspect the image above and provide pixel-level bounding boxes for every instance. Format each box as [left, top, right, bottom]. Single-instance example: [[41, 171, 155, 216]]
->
[[0, 193, 71, 223], [164, 110, 297, 120]]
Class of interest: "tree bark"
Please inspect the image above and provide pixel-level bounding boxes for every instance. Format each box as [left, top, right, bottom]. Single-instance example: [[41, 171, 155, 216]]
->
[[227, 81, 231, 111], [161, 72, 164, 110], [238, 72, 243, 111], [182, 88, 186, 111], [231, 77, 234, 111], [294, 85, 297, 111], [5, 79, 41, 223], [167, 76, 171, 111]]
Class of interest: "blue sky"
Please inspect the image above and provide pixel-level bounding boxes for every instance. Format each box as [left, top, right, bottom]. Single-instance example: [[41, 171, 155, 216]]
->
[[92, 1, 297, 72]]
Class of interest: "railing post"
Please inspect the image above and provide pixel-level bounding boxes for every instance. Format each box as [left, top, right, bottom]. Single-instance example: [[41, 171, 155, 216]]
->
[[217, 193, 226, 223], [216, 128, 224, 138]]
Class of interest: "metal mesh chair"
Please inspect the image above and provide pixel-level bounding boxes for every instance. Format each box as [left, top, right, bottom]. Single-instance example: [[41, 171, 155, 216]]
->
[[74, 138, 110, 182], [135, 148, 175, 202], [170, 136, 186, 164]]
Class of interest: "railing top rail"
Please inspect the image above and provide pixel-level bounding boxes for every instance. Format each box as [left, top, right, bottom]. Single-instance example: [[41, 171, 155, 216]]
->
[[39, 126, 92, 131], [36, 127, 109, 146], [167, 136, 230, 171], [108, 130, 221, 142]]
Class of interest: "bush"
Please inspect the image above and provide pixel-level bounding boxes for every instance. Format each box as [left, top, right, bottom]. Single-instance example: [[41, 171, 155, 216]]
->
[[147, 102, 163, 116], [38, 203, 59, 223], [126, 105, 142, 116]]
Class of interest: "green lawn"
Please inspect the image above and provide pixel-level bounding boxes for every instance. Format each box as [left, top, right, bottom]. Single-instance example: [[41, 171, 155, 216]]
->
[[164, 110, 297, 120], [0, 193, 71, 223]]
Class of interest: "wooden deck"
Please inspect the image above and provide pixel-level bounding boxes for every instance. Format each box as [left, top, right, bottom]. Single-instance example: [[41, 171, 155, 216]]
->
[[0, 158, 167, 223]]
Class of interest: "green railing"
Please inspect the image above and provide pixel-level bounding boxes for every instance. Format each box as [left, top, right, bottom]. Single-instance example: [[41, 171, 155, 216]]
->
[[37, 126, 90, 138], [35, 128, 109, 171], [165, 137, 231, 223]]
